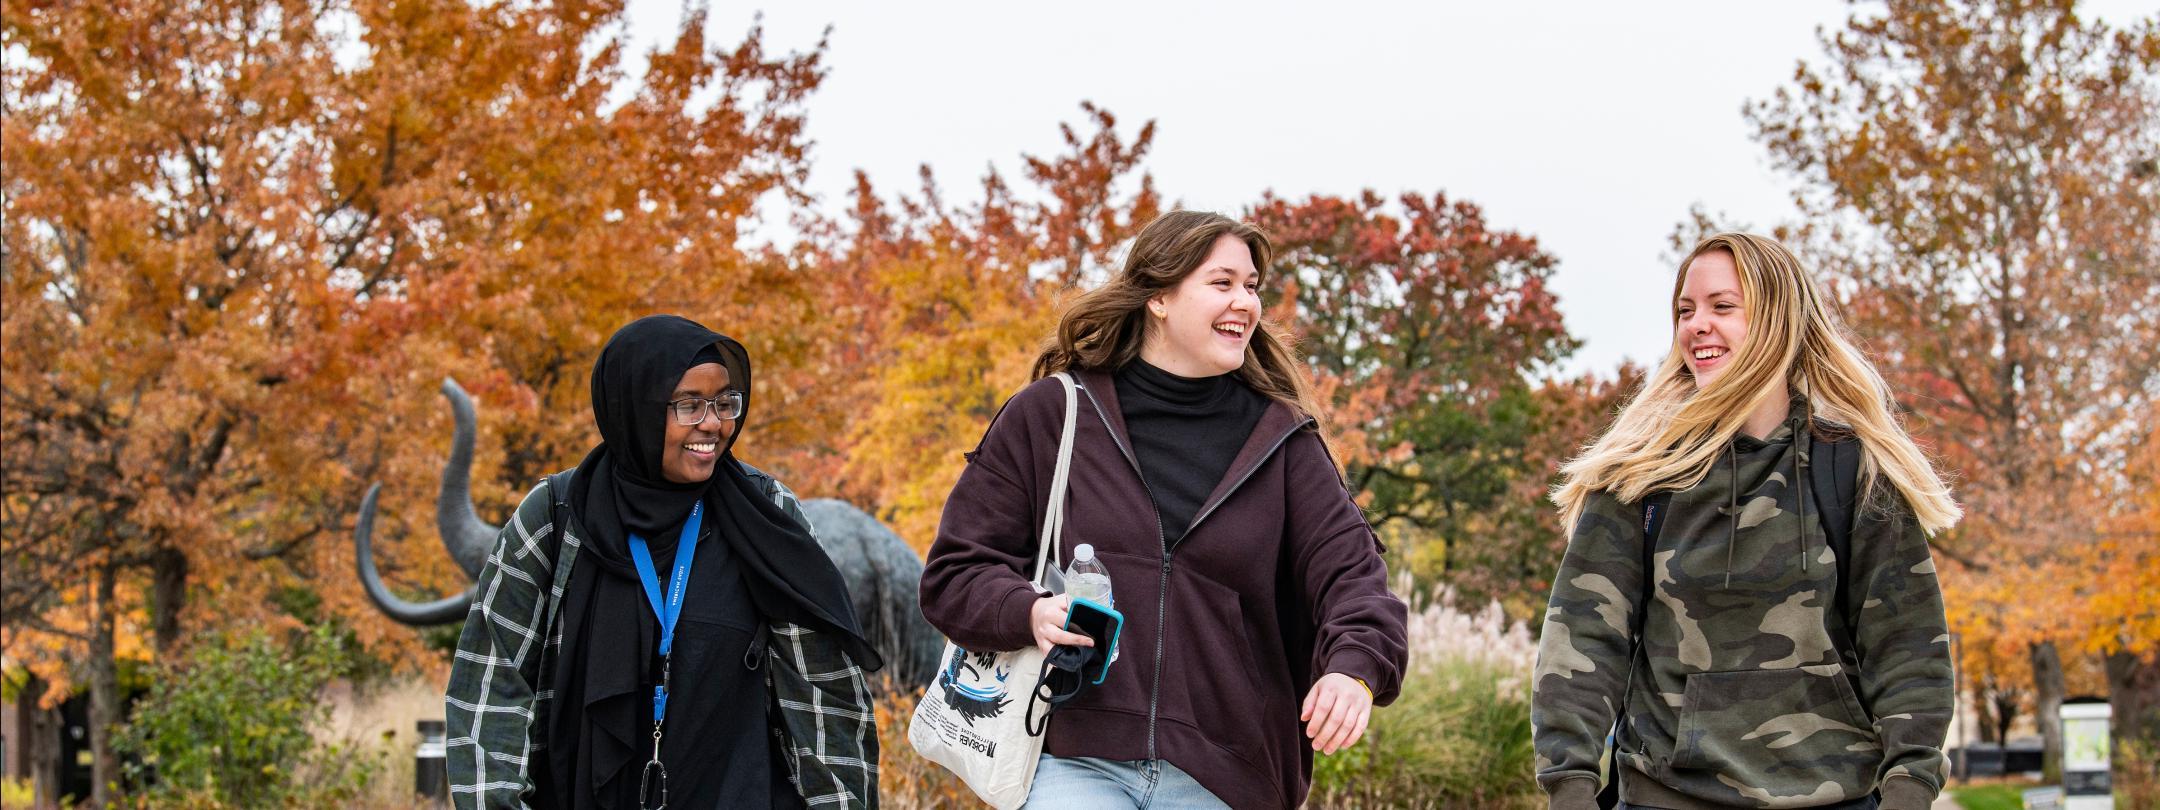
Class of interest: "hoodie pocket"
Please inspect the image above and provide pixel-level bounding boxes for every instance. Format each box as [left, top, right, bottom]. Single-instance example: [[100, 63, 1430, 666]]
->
[[1670, 666, 1877, 773], [1158, 568, 1273, 769]]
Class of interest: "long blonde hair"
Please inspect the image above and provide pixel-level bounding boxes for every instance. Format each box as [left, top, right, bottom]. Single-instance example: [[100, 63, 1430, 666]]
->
[[1552, 233, 1960, 536], [1031, 210, 1327, 423]]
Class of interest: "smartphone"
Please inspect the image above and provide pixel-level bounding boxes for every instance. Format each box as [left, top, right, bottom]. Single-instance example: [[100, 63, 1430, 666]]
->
[[1062, 596, 1123, 685]]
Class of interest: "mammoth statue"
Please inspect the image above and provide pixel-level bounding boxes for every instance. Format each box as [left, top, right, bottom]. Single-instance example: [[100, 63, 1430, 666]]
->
[[355, 378, 945, 688]]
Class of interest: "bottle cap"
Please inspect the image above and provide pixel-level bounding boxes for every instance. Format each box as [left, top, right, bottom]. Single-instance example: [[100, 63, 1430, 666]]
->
[[1074, 543, 1094, 562]]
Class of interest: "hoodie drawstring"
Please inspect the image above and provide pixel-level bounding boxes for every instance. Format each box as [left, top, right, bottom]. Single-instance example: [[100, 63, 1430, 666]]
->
[[1718, 402, 1818, 589], [1796, 400, 1816, 575], [1796, 439, 1811, 573]]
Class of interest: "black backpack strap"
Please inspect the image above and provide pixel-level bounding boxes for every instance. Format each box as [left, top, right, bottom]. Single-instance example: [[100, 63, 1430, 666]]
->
[[543, 469, 576, 565], [1809, 434, 1868, 719], [1636, 491, 1672, 642]]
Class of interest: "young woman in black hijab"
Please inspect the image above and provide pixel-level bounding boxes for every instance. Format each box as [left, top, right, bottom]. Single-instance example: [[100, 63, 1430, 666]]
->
[[447, 315, 883, 809]]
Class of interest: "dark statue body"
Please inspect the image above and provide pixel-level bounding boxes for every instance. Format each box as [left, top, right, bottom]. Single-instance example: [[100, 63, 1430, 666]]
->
[[354, 378, 944, 687]]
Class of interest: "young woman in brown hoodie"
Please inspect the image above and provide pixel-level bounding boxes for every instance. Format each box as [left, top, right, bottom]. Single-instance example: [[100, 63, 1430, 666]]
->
[[920, 211, 1410, 809]]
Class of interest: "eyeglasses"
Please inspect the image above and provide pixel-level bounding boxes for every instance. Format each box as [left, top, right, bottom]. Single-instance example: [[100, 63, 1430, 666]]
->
[[667, 391, 744, 425]]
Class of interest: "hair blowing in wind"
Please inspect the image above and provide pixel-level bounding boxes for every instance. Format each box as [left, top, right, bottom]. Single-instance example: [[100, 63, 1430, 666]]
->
[[1031, 210, 1327, 424], [1550, 233, 1961, 536]]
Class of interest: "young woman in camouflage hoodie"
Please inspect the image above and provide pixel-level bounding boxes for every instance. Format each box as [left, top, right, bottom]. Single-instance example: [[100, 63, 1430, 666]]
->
[[1533, 234, 1961, 810]]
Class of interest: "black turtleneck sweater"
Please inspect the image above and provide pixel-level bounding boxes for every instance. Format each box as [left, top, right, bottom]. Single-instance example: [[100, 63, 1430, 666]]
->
[[1113, 359, 1272, 542]]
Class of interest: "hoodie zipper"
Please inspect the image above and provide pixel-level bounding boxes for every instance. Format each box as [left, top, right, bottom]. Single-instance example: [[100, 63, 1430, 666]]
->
[[1076, 383, 1173, 762], [1076, 381, 1309, 763]]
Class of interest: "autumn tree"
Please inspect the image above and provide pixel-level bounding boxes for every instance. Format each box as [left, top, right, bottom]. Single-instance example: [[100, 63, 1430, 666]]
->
[[2095, 403, 2160, 748], [1747, 0, 2160, 774], [2, 0, 826, 802], [1024, 103, 1160, 287], [1489, 366, 1643, 621], [1245, 192, 1577, 601], [798, 104, 1159, 547]]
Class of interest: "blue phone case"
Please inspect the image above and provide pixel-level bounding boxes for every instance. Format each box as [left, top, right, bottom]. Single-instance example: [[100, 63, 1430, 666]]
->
[[1063, 596, 1124, 684]]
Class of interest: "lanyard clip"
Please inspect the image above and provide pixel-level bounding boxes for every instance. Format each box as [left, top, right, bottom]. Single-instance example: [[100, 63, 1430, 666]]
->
[[638, 755, 668, 810]]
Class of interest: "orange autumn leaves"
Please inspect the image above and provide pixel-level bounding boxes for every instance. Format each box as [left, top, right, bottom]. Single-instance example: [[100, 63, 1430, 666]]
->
[[10, 1, 2151, 758], [1, 0, 830, 693], [1748, 0, 2160, 701], [3, 0, 1588, 716], [807, 120, 1583, 582]]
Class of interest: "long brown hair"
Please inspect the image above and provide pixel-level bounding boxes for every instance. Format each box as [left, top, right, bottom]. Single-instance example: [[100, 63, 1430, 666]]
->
[[1031, 210, 1327, 424], [1551, 233, 1960, 535]]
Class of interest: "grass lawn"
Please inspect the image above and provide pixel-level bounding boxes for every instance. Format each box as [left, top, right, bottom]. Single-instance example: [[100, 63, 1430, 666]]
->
[[1949, 784, 2026, 810]]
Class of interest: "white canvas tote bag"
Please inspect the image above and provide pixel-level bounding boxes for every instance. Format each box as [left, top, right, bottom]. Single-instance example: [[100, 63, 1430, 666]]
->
[[907, 372, 1078, 809]]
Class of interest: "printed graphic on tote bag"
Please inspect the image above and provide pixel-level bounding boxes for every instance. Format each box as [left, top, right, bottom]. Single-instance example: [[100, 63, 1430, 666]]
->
[[939, 647, 1015, 724]]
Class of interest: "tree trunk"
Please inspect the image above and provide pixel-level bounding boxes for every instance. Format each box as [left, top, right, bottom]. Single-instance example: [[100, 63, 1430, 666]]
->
[[150, 545, 188, 657], [2031, 641, 2066, 783], [20, 673, 62, 810], [2106, 649, 2160, 750], [89, 563, 120, 810], [1975, 682, 2000, 743], [1990, 688, 2018, 744]]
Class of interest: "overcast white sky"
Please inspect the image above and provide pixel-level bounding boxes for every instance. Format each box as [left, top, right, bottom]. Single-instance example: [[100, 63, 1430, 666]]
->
[[618, 1, 2154, 380]]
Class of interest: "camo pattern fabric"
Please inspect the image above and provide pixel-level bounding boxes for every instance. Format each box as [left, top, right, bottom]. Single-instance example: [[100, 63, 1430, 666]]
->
[[1531, 412, 1952, 810]]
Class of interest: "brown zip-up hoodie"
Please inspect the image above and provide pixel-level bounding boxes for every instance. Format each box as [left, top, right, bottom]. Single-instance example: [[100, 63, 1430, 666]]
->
[[921, 370, 1409, 809]]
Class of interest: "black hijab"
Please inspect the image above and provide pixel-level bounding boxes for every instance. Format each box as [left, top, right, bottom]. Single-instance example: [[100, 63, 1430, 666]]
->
[[543, 315, 880, 808]]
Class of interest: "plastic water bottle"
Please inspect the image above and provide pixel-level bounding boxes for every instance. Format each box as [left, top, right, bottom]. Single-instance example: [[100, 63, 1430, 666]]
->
[[1065, 544, 1116, 664], [1065, 544, 1113, 609]]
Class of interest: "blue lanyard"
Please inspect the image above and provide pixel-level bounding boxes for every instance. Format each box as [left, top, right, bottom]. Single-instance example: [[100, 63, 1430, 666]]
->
[[628, 501, 703, 726]]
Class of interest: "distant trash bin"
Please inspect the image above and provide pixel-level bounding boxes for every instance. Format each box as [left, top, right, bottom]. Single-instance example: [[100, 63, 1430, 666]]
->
[[417, 718, 449, 805], [1963, 743, 2007, 777]]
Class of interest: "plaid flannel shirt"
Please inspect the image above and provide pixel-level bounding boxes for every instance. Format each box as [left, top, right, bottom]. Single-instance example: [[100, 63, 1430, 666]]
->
[[445, 465, 879, 809]]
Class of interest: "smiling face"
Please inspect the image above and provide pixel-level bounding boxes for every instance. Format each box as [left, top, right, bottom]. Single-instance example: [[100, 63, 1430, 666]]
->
[[1140, 234, 1261, 378], [1675, 249, 1748, 390], [659, 362, 735, 484]]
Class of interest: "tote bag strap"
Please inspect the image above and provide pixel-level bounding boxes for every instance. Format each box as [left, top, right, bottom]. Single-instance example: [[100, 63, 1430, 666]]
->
[[1029, 372, 1079, 588]]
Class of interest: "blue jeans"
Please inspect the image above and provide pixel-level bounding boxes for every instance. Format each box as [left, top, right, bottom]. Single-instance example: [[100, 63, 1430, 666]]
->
[[1023, 754, 1229, 809]]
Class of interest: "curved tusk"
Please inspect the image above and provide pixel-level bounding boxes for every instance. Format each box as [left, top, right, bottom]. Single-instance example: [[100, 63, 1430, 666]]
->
[[437, 377, 499, 580], [356, 481, 474, 626]]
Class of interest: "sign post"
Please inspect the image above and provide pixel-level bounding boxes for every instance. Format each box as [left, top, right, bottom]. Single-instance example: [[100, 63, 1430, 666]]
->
[[2060, 702, 2112, 810]]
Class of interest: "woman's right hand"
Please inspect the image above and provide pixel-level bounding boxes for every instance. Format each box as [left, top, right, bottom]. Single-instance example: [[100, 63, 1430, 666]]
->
[[1028, 594, 1095, 655]]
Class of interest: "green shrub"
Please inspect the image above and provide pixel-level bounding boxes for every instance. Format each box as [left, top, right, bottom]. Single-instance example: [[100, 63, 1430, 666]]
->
[[116, 625, 381, 808], [2119, 738, 2160, 810], [1309, 655, 1539, 809], [1947, 784, 2023, 810], [1308, 584, 1542, 810]]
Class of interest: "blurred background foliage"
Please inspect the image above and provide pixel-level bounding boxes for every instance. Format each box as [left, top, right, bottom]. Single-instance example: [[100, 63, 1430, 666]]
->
[[2, 0, 2155, 805]]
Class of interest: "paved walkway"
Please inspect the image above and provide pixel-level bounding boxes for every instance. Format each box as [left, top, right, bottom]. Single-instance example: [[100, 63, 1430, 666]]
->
[[1932, 793, 1961, 809]]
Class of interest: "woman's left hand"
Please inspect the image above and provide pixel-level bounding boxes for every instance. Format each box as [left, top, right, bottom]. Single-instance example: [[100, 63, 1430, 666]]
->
[[1300, 672, 1373, 755]]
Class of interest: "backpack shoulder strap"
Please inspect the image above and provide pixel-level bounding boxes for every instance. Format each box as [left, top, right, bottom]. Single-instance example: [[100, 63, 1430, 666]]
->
[[1635, 491, 1673, 643], [542, 469, 577, 592], [1808, 436, 1862, 630], [1808, 433, 1868, 706], [1605, 490, 1673, 803], [1623, 496, 1673, 705]]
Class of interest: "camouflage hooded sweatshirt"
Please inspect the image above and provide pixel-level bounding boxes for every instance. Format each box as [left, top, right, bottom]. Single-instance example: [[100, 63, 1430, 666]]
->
[[1532, 407, 1953, 810]]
